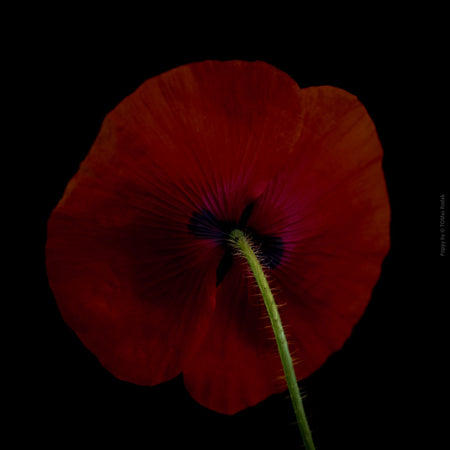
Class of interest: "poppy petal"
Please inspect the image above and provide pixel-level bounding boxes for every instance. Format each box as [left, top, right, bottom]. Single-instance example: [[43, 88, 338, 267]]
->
[[247, 86, 390, 378], [99, 60, 306, 224], [47, 193, 220, 385], [183, 261, 285, 415], [183, 85, 389, 414], [46, 60, 307, 387]]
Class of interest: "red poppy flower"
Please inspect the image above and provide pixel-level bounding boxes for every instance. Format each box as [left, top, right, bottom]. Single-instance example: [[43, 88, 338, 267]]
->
[[46, 60, 390, 415]]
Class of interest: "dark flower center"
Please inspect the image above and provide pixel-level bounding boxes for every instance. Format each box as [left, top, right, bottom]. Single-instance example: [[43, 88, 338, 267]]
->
[[188, 203, 283, 286]]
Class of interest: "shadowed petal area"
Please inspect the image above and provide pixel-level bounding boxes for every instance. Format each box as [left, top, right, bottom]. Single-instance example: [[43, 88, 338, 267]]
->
[[247, 86, 391, 379], [183, 262, 286, 414], [46, 60, 307, 388], [47, 191, 220, 385]]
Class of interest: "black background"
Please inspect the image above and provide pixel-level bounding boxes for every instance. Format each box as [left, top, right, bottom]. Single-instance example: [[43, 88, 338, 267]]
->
[[18, 20, 446, 450]]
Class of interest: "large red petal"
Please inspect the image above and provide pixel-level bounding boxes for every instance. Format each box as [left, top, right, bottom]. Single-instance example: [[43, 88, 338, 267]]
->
[[247, 86, 391, 378], [97, 60, 306, 224], [46, 61, 307, 387], [182, 86, 390, 414], [47, 186, 220, 385]]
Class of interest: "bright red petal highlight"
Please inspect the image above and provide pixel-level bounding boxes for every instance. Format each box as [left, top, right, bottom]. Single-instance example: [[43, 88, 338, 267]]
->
[[47, 203, 219, 385]]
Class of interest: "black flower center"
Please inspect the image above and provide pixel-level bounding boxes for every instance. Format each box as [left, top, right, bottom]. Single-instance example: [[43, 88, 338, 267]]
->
[[188, 203, 283, 286]]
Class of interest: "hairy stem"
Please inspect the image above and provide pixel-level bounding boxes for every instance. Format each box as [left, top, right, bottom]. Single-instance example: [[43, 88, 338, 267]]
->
[[230, 229, 315, 450]]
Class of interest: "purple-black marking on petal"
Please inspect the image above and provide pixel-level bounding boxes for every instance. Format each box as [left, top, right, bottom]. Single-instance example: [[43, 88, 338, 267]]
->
[[238, 202, 255, 228], [188, 204, 284, 285]]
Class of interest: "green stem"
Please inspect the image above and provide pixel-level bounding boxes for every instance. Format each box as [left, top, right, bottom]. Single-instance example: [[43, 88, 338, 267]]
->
[[230, 229, 315, 450]]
